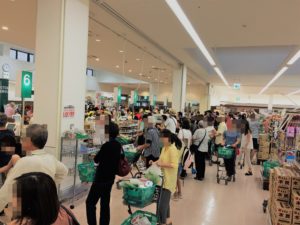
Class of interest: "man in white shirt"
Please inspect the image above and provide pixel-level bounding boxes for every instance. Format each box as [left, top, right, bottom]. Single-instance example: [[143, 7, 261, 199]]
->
[[0, 124, 68, 212], [162, 115, 177, 134]]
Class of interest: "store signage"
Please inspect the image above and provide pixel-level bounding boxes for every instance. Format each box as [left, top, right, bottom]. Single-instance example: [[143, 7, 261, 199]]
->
[[133, 90, 138, 104], [233, 83, 241, 90], [21, 71, 32, 98], [0, 79, 8, 112], [117, 87, 122, 104], [151, 95, 157, 106], [63, 105, 75, 118]]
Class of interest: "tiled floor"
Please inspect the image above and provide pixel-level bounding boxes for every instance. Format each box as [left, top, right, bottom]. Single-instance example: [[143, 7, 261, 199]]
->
[[68, 164, 269, 225]]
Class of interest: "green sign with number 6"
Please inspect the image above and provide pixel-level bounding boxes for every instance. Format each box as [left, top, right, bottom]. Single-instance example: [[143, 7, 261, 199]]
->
[[21, 71, 32, 98]]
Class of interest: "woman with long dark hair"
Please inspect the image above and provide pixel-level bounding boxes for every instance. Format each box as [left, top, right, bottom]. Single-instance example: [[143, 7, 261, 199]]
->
[[9, 172, 78, 225], [240, 121, 254, 176]]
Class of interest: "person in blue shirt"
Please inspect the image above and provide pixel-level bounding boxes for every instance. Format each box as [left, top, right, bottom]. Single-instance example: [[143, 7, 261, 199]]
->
[[223, 120, 240, 181]]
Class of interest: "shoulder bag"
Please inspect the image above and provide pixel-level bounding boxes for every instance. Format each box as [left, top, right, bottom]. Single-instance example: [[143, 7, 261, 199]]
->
[[190, 129, 207, 154], [117, 147, 131, 177]]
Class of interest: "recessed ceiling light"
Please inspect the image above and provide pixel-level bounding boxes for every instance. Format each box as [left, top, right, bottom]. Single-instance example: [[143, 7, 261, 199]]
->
[[147, 76, 151, 79], [152, 66, 155, 68], [136, 58, 141, 61], [1, 26, 8, 31], [128, 69, 132, 73], [119, 50, 124, 53], [95, 39, 101, 42], [155, 78, 158, 81], [95, 58, 100, 61], [116, 65, 120, 68], [139, 73, 143, 76]]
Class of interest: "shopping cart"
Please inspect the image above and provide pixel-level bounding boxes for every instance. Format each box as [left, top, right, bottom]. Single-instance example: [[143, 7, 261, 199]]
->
[[119, 175, 164, 225], [217, 146, 236, 185]]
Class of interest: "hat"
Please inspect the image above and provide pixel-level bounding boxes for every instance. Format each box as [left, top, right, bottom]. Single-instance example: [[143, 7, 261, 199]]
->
[[169, 109, 177, 116]]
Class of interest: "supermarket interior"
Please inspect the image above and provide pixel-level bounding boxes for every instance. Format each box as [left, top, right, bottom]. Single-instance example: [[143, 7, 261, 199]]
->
[[1, 0, 300, 225]]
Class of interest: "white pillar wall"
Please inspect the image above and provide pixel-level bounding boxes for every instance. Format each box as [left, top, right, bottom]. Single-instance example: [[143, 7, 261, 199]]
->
[[34, 0, 89, 157], [172, 64, 187, 112]]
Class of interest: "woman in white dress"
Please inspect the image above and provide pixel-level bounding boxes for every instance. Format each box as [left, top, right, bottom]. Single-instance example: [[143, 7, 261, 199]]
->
[[241, 121, 254, 176]]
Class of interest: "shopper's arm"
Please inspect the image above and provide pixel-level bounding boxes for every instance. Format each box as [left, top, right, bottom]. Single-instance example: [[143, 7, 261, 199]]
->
[[54, 160, 68, 184]]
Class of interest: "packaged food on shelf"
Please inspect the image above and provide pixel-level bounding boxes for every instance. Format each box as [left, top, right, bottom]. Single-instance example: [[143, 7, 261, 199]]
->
[[292, 190, 300, 210], [274, 168, 293, 189], [272, 201, 293, 224], [293, 209, 300, 224]]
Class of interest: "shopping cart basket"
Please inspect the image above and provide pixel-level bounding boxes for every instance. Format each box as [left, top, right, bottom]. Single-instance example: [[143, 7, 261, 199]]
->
[[217, 146, 236, 185]]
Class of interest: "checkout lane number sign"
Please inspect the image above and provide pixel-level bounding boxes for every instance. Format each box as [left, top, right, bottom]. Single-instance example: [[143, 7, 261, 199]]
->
[[21, 71, 32, 98]]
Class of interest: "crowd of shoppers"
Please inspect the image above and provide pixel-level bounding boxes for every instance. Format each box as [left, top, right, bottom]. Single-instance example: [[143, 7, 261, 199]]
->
[[0, 106, 263, 225]]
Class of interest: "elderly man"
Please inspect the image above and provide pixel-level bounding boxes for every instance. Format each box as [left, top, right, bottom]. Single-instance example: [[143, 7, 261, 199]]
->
[[137, 116, 161, 168], [0, 124, 68, 212]]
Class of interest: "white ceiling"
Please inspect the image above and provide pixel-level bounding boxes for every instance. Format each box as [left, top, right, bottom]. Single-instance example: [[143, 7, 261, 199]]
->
[[0, 0, 300, 93]]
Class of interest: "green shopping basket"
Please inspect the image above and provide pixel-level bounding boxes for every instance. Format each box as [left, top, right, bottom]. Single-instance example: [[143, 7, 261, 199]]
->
[[218, 146, 235, 159], [124, 151, 141, 164], [121, 210, 157, 225], [123, 185, 156, 208], [77, 162, 95, 182]]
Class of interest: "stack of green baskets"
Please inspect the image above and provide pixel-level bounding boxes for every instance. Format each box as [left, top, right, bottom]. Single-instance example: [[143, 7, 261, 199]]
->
[[123, 185, 156, 208], [77, 162, 96, 182], [263, 160, 280, 178], [218, 146, 235, 159], [121, 210, 157, 225]]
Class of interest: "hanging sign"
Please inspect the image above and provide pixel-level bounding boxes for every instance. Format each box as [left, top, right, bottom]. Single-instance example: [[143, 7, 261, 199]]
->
[[134, 90, 138, 104], [0, 79, 8, 112], [21, 71, 33, 98]]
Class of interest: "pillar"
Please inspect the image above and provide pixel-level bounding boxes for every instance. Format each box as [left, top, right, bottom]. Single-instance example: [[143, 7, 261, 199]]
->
[[34, 0, 89, 157], [172, 64, 187, 112]]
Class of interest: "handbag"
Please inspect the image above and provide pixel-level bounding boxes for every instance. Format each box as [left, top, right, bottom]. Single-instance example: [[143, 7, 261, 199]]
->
[[117, 148, 131, 177], [190, 129, 207, 154]]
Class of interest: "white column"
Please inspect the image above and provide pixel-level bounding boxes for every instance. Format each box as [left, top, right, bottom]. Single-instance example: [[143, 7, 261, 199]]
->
[[34, 0, 89, 157], [172, 64, 187, 112]]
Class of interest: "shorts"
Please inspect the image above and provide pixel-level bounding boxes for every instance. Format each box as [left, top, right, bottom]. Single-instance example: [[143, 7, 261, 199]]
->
[[252, 138, 259, 150]]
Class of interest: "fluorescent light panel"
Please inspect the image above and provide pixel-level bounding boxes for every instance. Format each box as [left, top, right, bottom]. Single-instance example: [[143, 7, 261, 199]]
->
[[287, 49, 300, 65], [165, 0, 216, 66], [214, 67, 229, 86], [259, 66, 288, 94], [287, 89, 300, 96]]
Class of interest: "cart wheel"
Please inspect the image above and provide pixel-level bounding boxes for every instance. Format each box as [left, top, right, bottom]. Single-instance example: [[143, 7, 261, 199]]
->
[[240, 164, 243, 170], [209, 161, 213, 166], [217, 178, 220, 184], [70, 205, 75, 209], [225, 180, 228, 185], [233, 176, 236, 182], [263, 207, 266, 213]]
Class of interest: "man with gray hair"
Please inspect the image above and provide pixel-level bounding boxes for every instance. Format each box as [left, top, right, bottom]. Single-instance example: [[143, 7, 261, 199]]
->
[[137, 115, 161, 168], [0, 124, 68, 212]]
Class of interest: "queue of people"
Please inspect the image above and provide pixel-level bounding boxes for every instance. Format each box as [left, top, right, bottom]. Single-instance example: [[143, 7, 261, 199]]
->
[[0, 107, 263, 225]]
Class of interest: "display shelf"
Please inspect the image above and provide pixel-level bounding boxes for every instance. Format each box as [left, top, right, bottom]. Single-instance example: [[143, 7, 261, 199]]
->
[[267, 208, 273, 225]]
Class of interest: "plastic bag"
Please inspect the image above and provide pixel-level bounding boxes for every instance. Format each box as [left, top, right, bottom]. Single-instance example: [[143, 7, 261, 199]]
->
[[144, 164, 162, 185]]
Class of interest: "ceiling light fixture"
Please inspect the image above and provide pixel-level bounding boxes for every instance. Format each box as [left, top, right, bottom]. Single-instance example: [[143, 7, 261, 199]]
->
[[116, 65, 120, 68], [136, 58, 141, 61], [287, 49, 300, 65], [119, 50, 124, 53], [214, 67, 229, 87], [259, 66, 288, 94], [95, 39, 101, 42], [1, 26, 8, 31], [139, 73, 143, 76], [95, 58, 100, 61], [128, 69, 132, 73], [287, 89, 300, 96], [165, 0, 216, 66]]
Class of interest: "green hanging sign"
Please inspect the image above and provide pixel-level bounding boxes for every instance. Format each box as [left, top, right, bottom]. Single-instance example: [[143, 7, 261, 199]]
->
[[153, 95, 157, 106], [117, 87, 122, 104], [21, 71, 33, 98]]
